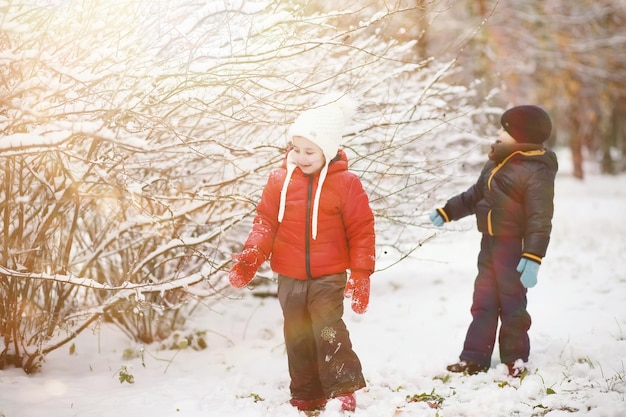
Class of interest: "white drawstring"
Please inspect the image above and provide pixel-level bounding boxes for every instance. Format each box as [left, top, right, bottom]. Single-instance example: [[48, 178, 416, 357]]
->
[[310, 164, 328, 240], [277, 151, 329, 241], [278, 151, 297, 223]]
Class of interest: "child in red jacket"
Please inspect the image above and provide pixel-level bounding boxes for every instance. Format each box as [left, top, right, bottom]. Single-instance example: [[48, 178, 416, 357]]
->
[[430, 105, 558, 377], [228, 94, 376, 412]]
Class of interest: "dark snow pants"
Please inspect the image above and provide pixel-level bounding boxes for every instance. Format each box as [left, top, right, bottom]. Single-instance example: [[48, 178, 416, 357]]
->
[[277, 272, 366, 401], [460, 235, 532, 368]]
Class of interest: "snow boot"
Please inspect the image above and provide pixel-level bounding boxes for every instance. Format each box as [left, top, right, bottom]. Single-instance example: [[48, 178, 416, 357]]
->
[[506, 360, 526, 378], [336, 393, 356, 411], [289, 397, 327, 412], [446, 360, 489, 375]]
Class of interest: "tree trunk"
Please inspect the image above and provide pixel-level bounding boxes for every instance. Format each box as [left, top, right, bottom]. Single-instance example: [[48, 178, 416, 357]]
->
[[569, 109, 585, 179], [605, 95, 626, 173]]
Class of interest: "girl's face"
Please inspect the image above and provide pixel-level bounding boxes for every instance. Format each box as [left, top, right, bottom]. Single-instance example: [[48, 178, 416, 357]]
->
[[291, 136, 326, 175], [496, 128, 517, 145]]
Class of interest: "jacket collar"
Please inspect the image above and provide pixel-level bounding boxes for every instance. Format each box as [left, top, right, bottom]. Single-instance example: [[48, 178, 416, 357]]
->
[[488, 142, 544, 163], [278, 149, 348, 240]]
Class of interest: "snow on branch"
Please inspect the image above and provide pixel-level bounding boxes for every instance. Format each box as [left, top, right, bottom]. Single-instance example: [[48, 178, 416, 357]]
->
[[0, 124, 151, 155], [0, 130, 72, 152], [0, 265, 205, 294]]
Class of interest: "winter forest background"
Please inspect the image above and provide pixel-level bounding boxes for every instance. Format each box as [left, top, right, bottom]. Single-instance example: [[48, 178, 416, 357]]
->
[[1, 0, 625, 374]]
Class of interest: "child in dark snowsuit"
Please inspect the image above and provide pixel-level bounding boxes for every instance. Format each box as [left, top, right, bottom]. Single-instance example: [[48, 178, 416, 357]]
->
[[228, 94, 376, 412], [430, 105, 558, 377]]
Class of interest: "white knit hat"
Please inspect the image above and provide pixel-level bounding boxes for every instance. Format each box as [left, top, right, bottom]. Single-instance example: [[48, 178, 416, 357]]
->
[[278, 93, 356, 240]]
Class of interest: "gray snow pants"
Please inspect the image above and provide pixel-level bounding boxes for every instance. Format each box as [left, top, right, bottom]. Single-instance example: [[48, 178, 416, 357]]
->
[[460, 235, 532, 368], [277, 272, 366, 401]]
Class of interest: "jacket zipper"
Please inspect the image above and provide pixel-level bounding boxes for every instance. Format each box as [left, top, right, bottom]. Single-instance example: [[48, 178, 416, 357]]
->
[[486, 149, 545, 236], [305, 176, 313, 280]]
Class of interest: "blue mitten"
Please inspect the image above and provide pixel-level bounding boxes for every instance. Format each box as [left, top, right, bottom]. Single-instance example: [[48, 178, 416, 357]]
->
[[429, 210, 445, 227], [516, 258, 540, 288]]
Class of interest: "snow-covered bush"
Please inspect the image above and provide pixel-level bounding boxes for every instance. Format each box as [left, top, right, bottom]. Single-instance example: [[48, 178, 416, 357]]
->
[[0, 0, 492, 372]]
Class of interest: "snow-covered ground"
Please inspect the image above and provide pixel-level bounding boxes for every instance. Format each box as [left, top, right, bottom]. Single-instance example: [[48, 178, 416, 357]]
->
[[2, 157, 625, 417]]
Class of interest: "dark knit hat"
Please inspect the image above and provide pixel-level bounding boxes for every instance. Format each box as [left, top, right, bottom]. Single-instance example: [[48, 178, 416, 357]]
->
[[500, 105, 552, 144]]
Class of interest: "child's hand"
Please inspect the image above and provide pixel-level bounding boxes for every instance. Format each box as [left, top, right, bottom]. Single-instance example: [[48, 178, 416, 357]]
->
[[345, 271, 370, 314], [516, 258, 540, 288], [228, 247, 265, 288]]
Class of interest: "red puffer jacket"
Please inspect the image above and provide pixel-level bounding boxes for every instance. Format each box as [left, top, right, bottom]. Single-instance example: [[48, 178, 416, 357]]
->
[[244, 149, 376, 280]]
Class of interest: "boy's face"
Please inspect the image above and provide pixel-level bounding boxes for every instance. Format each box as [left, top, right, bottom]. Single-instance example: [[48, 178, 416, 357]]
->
[[291, 136, 326, 175], [496, 128, 517, 145]]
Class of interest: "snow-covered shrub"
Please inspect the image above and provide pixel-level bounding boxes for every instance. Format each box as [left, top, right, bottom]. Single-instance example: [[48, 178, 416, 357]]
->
[[0, 0, 491, 371]]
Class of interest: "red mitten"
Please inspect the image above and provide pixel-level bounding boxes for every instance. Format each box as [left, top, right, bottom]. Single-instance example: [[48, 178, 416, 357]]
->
[[228, 246, 265, 289], [344, 271, 370, 314]]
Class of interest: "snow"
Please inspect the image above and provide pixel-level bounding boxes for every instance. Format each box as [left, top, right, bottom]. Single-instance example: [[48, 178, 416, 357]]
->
[[1, 162, 626, 417]]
